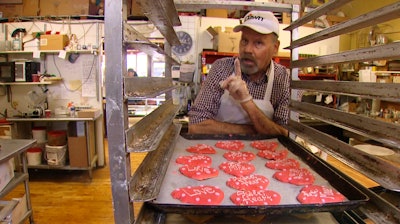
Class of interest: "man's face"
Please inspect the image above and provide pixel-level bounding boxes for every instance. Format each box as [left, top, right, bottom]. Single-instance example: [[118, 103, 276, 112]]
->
[[238, 27, 279, 76]]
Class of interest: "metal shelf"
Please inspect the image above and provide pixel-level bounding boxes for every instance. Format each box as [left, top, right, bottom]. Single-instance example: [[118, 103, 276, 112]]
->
[[291, 80, 400, 102], [285, 1, 400, 49], [124, 77, 177, 99], [0, 173, 28, 198], [123, 24, 180, 65], [289, 101, 400, 149], [137, 0, 181, 46], [174, 0, 292, 13], [129, 123, 181, 201], [0, 200, 18, 221], [287, 1, 400, 223], [0, 139, 35, 223], [0, 81, 53, 86], [291, 42, 400, 68], [0, 50, 95, 54], [284, 0, 351, 31], [288, 121, 400, 191], [125, 100, 180, 153]]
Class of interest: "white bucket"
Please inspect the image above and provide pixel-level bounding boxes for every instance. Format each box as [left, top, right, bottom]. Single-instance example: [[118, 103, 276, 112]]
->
[[32, 127, 47, 144], [27, 147, 42, 165], [45, 144, 67, 166]]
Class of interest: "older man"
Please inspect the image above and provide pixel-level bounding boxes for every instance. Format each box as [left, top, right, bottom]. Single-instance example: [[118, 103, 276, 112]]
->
[[188, 11, 290, 136]]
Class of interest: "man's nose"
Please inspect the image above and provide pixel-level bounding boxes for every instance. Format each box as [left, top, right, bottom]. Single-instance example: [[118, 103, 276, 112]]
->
[[242, 42, 255, 53]]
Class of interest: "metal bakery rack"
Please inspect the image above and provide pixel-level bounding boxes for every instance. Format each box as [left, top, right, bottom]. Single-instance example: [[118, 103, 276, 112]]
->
[[104, 0, 400, 223]]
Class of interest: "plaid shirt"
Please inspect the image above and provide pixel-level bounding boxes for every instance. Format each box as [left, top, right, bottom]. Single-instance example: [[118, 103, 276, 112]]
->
[[189, 57, 290, 125]]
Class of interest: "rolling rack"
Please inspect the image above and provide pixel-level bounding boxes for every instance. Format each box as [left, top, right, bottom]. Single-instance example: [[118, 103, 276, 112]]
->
[[105, 0, 399, 223], [285, 1, 400, 223]]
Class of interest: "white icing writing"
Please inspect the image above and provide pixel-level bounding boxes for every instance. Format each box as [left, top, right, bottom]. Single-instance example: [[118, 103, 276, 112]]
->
[[181, 186, 218, 197], [302, 187, 336, 199], [233, 175, 266, 186], [235, 190, 277, 204], [224, 162, 252, 171]]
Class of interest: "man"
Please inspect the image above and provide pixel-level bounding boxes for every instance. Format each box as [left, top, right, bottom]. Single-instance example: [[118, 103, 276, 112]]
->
[[188, 11, 290, 136], [127, 68, 138, 77]]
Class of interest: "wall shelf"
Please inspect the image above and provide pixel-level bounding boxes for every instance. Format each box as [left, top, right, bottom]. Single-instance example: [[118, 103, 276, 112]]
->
[[0, 81, 53, 86], [0, 50, 96, 55]]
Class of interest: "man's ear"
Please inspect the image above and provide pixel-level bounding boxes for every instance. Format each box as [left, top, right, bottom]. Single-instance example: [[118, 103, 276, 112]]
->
[[274, 40, 280, 54]]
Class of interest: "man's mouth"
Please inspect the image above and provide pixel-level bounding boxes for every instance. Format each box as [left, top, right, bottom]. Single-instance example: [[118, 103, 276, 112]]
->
[[241, 58, 256, 66]]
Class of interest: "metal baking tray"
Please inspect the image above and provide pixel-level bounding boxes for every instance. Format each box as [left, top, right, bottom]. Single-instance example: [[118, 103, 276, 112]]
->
[[147, 134, 368, 215]]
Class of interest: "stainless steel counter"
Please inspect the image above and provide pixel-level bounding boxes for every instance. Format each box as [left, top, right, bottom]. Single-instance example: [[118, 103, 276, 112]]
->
[[0, 139, 36, 223], [6, 114, 101, 122], [0, 139, 36, 161]]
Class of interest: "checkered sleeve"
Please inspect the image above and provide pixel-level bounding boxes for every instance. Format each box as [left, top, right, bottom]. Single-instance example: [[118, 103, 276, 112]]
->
[[271, 63, 290, 125], [188, 57, 235, 124]]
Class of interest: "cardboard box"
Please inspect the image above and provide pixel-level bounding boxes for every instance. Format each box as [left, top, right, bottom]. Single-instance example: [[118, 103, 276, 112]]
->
[[130, 0, 142, 16], [206, 9, 227, 18], [302, 0, 328, 8], [68, 121, 85, 137], [0, 158, 15, 192], [68, 136, 88, 167], [0, 0, 39, 18], [207, 26, 241, 53], [77, 109, 101, 118], [39, 0, 89, 16], [282, 12, 292, 24], [39, 34, 69, 50], [67, 121, 95, 168], [0, 124, 12, 139]]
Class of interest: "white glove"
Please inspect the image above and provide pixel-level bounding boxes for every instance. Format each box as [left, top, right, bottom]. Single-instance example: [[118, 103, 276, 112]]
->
[[220, 58, 253, 103]]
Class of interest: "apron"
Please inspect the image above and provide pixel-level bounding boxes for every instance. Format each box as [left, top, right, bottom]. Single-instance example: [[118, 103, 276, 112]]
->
[[215, 60, 275, 124]]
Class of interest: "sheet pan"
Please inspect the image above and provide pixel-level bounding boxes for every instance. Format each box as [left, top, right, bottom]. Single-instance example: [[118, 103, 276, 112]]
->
[[149, 135, 368, 215]]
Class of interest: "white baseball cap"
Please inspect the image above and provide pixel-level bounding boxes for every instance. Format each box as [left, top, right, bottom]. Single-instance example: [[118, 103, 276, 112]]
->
[[233, 11, 280, 37]]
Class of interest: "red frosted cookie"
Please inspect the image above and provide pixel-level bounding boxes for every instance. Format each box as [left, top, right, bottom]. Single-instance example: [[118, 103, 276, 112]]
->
[[230, 189, 281, 205], [179, 165, 219, 181], [273, 168, 315, 185], [250, 140, 278, 151], [176, 154, 212, 167], [297, 185, 346, 204], [226, 174, 269, 191], [223, 151, 255, 162], [257, 149, 288, 160], [171, 185, 224, 205], [265, 158, 300, 170], [219, 161, 255, 177], [215, 140, 245, 151], [186, 144, 216, 154]]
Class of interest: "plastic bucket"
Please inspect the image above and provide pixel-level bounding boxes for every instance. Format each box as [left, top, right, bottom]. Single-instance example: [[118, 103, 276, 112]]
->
[[27, 147, 42, 165], [32, 127, 47, 144], [45, 144, 67, 166], [47, 130, 67, 146]]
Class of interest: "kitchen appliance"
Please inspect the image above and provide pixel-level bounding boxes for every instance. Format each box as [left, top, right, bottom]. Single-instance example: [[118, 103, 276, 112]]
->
[[0, 62, 15, 82], [26, 90, 47, 117], [27, 107, 44, 118], [15, 61, 41, 82]]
